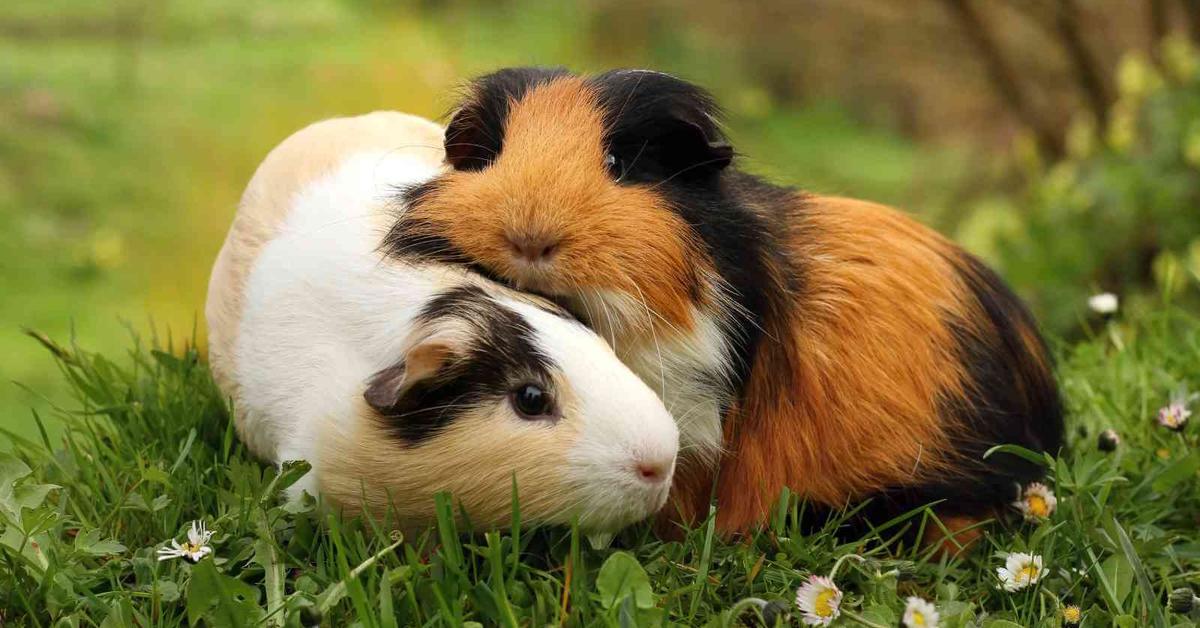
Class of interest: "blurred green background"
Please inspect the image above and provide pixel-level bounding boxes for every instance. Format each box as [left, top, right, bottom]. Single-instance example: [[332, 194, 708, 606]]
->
[[2, 0, 1200, 441]]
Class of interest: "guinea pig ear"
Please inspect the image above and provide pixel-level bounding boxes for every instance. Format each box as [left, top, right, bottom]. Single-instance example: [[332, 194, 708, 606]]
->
[[363, 338, 460, 413], [661, 114, 734, 174], [594, 69, 734, 180]]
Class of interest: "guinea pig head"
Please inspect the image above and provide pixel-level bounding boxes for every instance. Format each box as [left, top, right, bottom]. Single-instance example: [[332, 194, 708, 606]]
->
[[386, 68, 734, 339], [317, 284, 679, 532]]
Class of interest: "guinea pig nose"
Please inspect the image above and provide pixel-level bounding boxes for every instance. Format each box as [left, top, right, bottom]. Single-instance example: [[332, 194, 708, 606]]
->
[[633, 459, 671, 484], [507, 234, 560, 264]]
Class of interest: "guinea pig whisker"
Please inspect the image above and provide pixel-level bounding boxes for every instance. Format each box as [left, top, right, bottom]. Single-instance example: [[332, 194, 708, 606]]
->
[[647, 156, 741, 192], [610, 72, 646, 132], [614, 269, 685, 338], [375, 143, 446, 156], [592, 287, 620, 352], [568, 279, 601, 334], [280, 210, 381, 239], [669, 402, 711, 433], [627, 280, 668, 400], [444, 141, 499, 160], [571, 280, 616, 351], [620, 140, 651, 181], [387, 392, 478, 424]]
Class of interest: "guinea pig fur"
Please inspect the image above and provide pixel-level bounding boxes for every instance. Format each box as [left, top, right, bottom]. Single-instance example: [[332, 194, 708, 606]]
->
[[383, 68, 1065, 542], [205, 111, 679, 533]]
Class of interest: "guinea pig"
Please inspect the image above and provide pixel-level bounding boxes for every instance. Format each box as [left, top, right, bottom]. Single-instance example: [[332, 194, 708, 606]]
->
[[381, 68, 1065, 543], [205, 111, 680, 533]]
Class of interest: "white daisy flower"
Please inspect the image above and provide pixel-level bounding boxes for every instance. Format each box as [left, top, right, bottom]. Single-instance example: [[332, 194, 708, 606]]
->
[[156, 520, 214, 563], [1157, 401, 1191, 431], [996, 552, 1044, 592], [1087, 292, 1118, 314], [795, 574, 842, 626], [903, 596, 940, 627], [1012, 482, 1057, 521]]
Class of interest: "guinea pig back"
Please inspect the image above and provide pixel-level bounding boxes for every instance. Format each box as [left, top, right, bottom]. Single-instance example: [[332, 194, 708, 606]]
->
[[383, 68, 1064, 540]]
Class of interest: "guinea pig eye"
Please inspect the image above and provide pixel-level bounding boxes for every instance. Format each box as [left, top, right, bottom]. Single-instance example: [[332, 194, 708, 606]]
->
[[511, 383, 555, 419], [604, 152, 624, 181]]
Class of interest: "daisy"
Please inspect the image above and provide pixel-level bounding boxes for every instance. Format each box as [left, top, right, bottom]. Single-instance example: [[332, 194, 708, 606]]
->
[[902, 596, 939, 627], [1157, 400, 1191, 431], [996, 552, 1044, 592], [156, 520, 214, 562], [1013, 482, 1057, 521], [795, 575, 842, 626], [1087, 292, 1118, 314], [1062, 604, 1082, 626]]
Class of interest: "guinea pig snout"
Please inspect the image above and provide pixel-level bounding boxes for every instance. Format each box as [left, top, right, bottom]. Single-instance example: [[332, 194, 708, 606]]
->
[[505, 231, 560, 265], [631, 453, 674, 485]]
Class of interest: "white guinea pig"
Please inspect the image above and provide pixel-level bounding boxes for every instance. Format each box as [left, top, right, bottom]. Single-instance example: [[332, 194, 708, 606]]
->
[[205, 111, 679, 532]]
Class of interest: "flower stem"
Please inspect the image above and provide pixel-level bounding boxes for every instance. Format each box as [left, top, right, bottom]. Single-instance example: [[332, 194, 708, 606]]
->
[[827, 553, 866, 580], [841, 609, 889, 628], [722, 598, 770, 628]]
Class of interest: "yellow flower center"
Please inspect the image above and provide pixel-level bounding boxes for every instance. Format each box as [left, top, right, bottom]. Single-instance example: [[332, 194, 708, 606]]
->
[[910, 610, 927, 626], [1063, 606, 1081, 622], [814, 589, 837, 617], [1019, 564, 1040, 581], [184, 542, 202, 553], [1027, 494, 1049, 517]]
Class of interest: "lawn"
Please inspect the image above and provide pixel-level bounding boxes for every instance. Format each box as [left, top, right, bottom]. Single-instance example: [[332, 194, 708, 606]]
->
[[1, 306, 1197, 626]]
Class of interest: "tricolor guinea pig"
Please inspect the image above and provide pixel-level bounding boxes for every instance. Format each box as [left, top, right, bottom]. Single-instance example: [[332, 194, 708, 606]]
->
[[383, 68, 1065, 543], [205, 111, 679, 532]]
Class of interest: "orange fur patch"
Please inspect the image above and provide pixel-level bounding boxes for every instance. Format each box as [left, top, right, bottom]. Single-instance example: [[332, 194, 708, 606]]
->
[[401, 77, 709, 337], [669, 196, 982, 534]]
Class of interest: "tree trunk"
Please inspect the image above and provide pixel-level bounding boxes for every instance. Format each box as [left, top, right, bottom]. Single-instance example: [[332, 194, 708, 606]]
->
[[939, 0, 1064, 157], [1182, 0, 1200, 44], [1052, 0, 1111, 127], [1149, 0, 1169, 55]]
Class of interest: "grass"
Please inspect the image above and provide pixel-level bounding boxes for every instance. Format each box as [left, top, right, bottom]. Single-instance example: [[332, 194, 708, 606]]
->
[[1, 306, 1198, 626]]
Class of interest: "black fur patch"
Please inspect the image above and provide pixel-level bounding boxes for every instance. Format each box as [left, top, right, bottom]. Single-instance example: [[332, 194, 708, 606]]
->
[[367, 285, 558, 445], [382, 184, 468, 265], [444, 66, 570, 171], [943, 252, 1064, 478]]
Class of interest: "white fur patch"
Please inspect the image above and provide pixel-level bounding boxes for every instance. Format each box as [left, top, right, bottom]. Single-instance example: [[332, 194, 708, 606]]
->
[[236, 151, 444, 471]]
